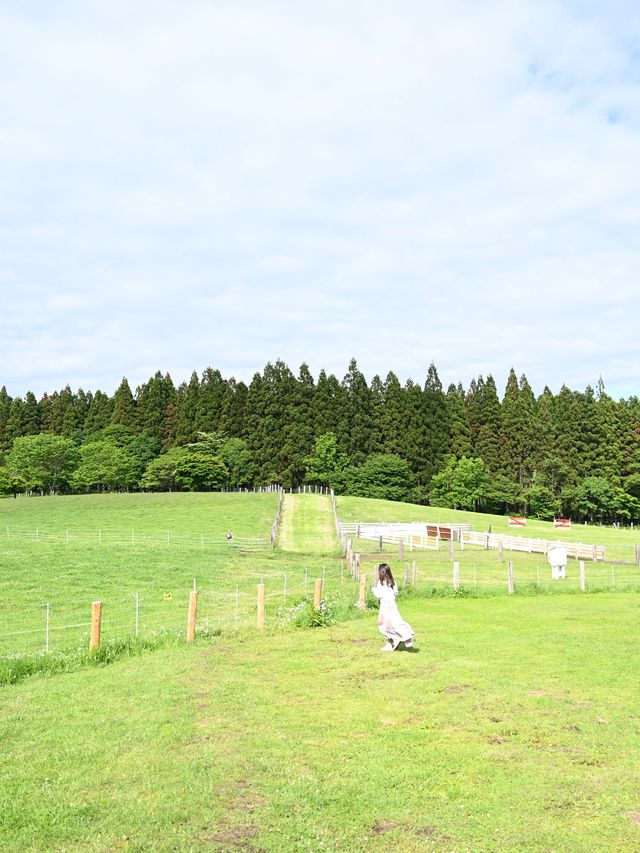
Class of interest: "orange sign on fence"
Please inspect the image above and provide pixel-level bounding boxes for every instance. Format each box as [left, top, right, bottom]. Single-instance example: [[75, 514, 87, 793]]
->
[[508, 516, 526, 527], [554, 518, 572, 529]]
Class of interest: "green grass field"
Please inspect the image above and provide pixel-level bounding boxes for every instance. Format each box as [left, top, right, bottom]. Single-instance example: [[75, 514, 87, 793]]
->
[[337, 496, 640, 561], [1, 594, 639, 851], [336, 496, 640, 595], [0, 492, 343, 658], [1, 492, 640, 851]]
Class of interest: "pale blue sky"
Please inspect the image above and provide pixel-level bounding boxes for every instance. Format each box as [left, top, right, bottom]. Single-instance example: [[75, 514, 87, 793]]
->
[[1, 1, 640, 399]]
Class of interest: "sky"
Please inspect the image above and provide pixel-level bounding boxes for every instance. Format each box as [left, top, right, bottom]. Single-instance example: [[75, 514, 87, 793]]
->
[[1, 0, 640, 400]]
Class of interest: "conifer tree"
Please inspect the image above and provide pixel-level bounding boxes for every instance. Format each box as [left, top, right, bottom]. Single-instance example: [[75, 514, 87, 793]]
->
[[446, 383, 473, 460], [422, 363, 450, 482], [83, 391, 114, 434], [552, 385, 582, 488], [174, 372, 200, 446], [402, 379, 429, 483], [342, 358, 372, 465], [471, 375, 502, 473], [137, 371, 176, 446], [4, 397, 25, 445], [500, 369, 536, 487], [377, 371, 405, 457], [196, 368, 226, 433], [22, 391, 41, 435], [312, 370, 348, 445], [283, 363, 315, 485], [592, 378, 623, 484], [0, 386, 12, 452], [368, 374, 385, 453], [111, 378, 136, 429], [218, 378, 248, 438]]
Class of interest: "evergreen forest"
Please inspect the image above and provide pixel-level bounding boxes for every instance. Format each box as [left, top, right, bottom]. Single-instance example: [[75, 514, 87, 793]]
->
[[1, 359, 640, 523]]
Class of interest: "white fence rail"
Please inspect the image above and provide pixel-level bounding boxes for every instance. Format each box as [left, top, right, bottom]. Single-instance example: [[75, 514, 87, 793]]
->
[[463, 531, 606, 561]]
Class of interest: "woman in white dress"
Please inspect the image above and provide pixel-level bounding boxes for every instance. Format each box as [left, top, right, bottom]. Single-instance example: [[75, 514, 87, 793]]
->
[[372, 563, 415, 652]]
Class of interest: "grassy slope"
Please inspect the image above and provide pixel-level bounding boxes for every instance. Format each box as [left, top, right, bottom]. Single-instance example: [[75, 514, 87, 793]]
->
[[0, 493, 346, 657], [337, 496, 640, 558], [277, 493, 338, 554], [1, 594, 639, 852]]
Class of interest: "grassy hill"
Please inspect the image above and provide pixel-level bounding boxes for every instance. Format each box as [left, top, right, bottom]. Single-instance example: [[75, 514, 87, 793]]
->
[[0, 492, 342, 658], [337, 495, 640, 553], [1, 492, 640, 850]]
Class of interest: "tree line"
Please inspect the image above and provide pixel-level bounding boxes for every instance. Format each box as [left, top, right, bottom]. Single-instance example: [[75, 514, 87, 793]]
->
[[1, 359, 639, 523]]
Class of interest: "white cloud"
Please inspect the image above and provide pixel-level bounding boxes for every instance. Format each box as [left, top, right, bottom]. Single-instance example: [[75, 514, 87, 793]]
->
[[1, 0, 640, 399]]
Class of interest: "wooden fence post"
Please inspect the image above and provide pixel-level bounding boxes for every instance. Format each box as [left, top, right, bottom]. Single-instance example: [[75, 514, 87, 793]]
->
[[90, 601, 102, 651], [398, 540, 404, 559], [379, 535, 383, 553], [592, 544, 597, 563], [411, 560, 417, 587], [358, 573, 366, 609], [579, 560, 586, 592], [257, 583, 265, 628], [403, 563, 410, 586], [314, 578, 323, 610], [453, 561, 460, 591], [635, 544, 640, 565], [187, 590, 198, 642], [449, 538, 454, 561], [498, 541, 504, 563], [507, 562, 514, 594]]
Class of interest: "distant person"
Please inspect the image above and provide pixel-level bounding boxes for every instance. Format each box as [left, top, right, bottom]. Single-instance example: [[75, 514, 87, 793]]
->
[[226, 531, 233, 541], [372, 563, 415, 652]]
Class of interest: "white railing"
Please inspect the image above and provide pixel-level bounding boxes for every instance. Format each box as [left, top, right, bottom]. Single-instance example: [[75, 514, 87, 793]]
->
[[463, 531, 606, 561]]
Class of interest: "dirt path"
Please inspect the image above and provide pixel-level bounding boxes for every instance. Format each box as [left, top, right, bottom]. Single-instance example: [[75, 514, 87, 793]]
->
[[277, 493, 337, 553]]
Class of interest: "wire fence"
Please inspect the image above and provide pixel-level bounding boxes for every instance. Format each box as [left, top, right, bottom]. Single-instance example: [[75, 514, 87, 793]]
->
[[4, 540, 640, 662], [0, 564, 357, 659], [2, 526, 275, 551]]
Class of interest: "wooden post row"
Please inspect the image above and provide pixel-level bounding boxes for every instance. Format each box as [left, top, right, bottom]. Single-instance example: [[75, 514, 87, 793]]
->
[[187, 590, 198, 642], [358, 573, 366, 609], [90, 601, 102, 650]]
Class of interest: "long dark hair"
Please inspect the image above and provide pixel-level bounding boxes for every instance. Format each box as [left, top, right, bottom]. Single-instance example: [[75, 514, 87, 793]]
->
[[377, 563, 395, 587]]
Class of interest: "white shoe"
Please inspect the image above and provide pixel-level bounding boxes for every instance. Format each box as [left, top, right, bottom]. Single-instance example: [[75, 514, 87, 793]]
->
[[381, 643, 393, 652]]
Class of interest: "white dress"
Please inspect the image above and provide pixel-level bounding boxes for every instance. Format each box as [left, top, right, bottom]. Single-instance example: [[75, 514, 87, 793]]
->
[[371, 581, 414, 647]]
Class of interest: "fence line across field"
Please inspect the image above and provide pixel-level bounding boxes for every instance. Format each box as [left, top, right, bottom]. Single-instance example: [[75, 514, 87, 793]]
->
[[3, 526, 273, 551], [334, 514, 640, 565]]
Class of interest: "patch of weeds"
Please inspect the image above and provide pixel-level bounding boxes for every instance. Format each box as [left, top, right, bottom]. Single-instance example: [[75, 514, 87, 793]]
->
[[0, 629, 220, 687], [277, 592, 355, 628]]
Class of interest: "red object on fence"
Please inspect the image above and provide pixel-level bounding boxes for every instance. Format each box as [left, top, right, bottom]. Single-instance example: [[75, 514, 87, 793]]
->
[[508, 516, 526, 527], [554, 518, 572, 529], [426, 524, 452, 540]]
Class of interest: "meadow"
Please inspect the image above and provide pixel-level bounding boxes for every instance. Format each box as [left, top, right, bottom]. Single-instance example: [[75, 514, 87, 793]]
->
[[336, 496, 640, 593], [337, 495, 640, 558], [0, 593, 639, 851], [0, 492, 344, 658], [1, 492, 640, 851]]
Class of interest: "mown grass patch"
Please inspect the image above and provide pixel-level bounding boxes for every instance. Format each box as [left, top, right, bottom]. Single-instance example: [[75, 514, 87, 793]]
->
[[1, 594, 639, 851]]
